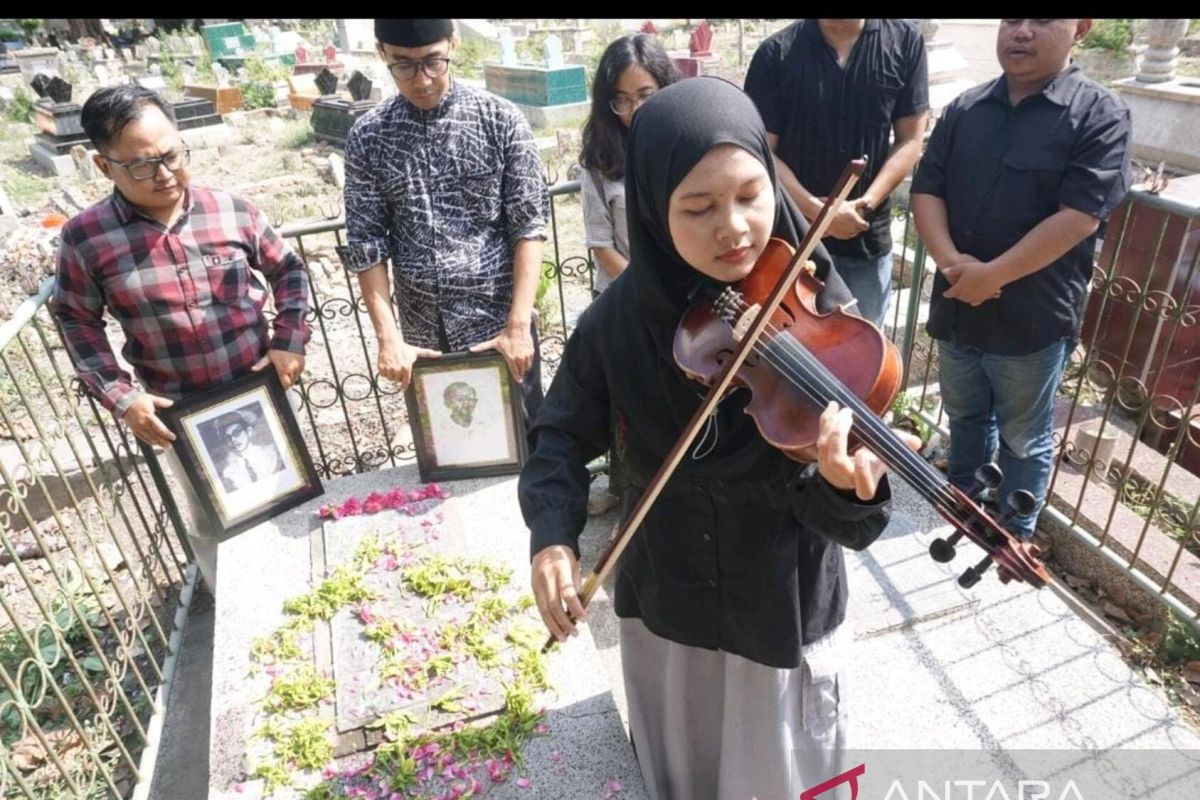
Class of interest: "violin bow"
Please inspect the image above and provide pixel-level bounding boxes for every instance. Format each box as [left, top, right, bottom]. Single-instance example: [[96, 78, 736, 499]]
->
[[543, 156, 870, 653]]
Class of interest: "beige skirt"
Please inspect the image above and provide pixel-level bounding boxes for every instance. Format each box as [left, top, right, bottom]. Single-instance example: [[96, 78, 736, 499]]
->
[[620, 617, 848, 800]]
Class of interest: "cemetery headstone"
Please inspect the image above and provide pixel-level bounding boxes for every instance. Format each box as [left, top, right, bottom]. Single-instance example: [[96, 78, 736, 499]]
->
[[46, 76, 72, 104], [347, 70, 372, 102], [171, 96, 225, 131], [544, 34, 564, 69], [689, 20, 713, 56], [314, 67, 339, 97], [288, 73, 320, 110], [137, 74, 168, 93], [28, 74, 92, 175], [674, 20, 720, 78], [484, 39, 589, 128], [500, 35, 517, 66], [311, 68, 378, 148], [29, 73, 52, 98]]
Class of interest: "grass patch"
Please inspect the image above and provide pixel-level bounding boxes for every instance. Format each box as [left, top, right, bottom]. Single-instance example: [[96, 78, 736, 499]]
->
[[281, 118, 316, 149]]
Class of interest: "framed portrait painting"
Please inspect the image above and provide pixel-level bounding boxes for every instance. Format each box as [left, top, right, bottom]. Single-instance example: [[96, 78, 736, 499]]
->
[[404, 351, 528, 482], [159, 370, 324, 540]]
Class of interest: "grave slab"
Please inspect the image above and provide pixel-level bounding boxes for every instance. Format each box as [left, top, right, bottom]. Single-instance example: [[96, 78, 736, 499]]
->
[[209, 464, 647, 799]]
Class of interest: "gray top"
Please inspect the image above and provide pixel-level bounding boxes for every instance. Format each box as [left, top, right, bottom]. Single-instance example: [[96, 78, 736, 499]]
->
[[580, 167, 628, 295]]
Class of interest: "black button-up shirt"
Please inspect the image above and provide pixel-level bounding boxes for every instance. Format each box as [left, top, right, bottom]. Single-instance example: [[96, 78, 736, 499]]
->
[[745, 19, 929, 260], [518, 283, 892, 670], [912, 64, 1132, 355]]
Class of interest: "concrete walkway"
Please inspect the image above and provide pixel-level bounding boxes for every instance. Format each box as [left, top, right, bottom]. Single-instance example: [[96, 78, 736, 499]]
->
[[579, 475, 1200, 796], [151, 471, 1200, 798]]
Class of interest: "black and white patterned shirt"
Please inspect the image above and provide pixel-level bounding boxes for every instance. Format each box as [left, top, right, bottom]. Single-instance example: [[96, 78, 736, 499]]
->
[[342, 81, 548, 351]]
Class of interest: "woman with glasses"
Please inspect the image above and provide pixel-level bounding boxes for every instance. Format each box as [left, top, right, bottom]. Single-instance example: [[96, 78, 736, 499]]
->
[[579, 34, 681, 300], [577, 34, 681, 516]]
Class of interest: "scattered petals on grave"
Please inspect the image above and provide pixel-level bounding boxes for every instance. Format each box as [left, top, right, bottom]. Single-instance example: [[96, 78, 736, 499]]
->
[[316, 484, 448, 520], [247, 504, 554, 798]]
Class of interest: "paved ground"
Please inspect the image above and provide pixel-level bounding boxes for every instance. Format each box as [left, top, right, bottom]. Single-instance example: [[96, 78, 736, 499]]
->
[[148, 583, 214, 800], [149, 472, 1200, 798]]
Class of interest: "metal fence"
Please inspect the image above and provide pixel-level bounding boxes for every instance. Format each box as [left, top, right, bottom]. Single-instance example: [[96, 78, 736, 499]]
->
[[1, 179, 1198, 798], [888, 186, 1200, 627], [1, 277, 192, 799]]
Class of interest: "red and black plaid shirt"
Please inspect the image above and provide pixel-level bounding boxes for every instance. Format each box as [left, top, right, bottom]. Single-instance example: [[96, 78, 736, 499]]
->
[[51, 186, 311, 415]]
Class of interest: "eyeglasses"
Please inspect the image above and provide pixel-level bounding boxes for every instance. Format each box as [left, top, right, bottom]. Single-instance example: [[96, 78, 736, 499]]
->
[[102, 146, 191, 181], [609, 90, 657, 116], [385, 56, 452, 81]]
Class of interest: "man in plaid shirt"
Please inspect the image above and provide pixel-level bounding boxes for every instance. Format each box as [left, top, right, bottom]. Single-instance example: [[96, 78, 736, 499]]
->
[[51, 85, 311, 590]]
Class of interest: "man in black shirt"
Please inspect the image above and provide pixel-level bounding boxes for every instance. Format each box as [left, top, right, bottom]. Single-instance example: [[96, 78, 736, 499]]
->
[[911, 18, 1132, 539], [745, 18, 929, 327]]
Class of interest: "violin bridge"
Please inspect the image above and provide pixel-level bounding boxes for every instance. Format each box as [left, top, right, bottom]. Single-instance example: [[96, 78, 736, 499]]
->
[[732, 304, 762, 342]]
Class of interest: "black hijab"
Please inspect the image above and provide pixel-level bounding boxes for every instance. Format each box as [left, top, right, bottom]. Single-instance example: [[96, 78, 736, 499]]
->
[[623, 76, 852, 353]]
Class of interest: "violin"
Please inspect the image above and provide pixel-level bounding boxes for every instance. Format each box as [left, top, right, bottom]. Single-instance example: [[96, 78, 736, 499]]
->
[[674, 236, 1049, 589], [542, 158, 1047, 654]]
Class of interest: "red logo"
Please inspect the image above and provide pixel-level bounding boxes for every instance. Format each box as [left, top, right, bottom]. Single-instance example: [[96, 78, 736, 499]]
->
[[801, 763, 866, 800]]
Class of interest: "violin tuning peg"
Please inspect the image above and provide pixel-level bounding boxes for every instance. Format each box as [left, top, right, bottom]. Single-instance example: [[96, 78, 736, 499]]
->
[[999, 490, 1038, 531], [969, 462, 998, 494], [958, 554, 994, 589], [929, 531, 964, 563]]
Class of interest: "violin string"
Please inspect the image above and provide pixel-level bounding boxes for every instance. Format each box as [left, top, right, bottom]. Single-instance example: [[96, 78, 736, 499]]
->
[[732, 305, 964, 516], [757, 337, 959, 508], [720, 295, 964, 516], [755, 324, 959, 508]]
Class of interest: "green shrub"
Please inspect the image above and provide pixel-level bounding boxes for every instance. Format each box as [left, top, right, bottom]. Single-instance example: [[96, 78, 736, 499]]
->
[[1079, 19, 1133, 53], [4, 86, 35, 124], [242, 81, 277, 110], [243, 54, 290, 85], [455, 37, 500, 79], [194, 53, 216, 83], [1157, 614, 1200, 667]]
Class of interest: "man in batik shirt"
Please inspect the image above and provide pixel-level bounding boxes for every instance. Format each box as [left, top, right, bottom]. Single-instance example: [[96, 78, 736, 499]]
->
[[342, 18, 549, 422]]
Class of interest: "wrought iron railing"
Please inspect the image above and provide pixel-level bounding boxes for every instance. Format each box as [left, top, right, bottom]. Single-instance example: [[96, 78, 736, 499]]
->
[[2, 178, 1198, 798], [1, 277, 192, 799]]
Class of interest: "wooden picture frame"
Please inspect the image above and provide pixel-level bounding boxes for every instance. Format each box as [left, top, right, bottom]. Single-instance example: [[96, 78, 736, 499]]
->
[[403, 351, 528, 482], [159, 370, 323, 540]]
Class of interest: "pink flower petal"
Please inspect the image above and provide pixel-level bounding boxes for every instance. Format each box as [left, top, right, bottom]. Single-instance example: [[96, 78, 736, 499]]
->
[[608, 778, 624, 792], [549, 750, 562, 763], [516, 777, 532, 789]]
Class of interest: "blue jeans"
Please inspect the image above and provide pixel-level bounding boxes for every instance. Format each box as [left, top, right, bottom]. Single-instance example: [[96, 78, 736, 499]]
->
[[831, 252, 893, 328], [936, 338, 1071, 539]]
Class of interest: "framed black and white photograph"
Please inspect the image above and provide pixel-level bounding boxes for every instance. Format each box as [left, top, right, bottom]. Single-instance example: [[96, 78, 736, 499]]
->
[[161, 370, 323, 540], [404, 351, 528, 482]]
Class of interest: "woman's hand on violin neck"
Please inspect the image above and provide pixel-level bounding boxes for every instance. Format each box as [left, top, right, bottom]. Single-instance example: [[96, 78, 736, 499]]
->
[[532, 544, 587, 643], [816, 401, 923, 501]]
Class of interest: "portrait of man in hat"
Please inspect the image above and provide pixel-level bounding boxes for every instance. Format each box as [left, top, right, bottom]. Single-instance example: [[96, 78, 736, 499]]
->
[[207, 406, 286, 493]]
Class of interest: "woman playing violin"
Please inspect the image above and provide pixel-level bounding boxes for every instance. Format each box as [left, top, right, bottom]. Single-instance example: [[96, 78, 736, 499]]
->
[[518, 77, 921, 799]]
